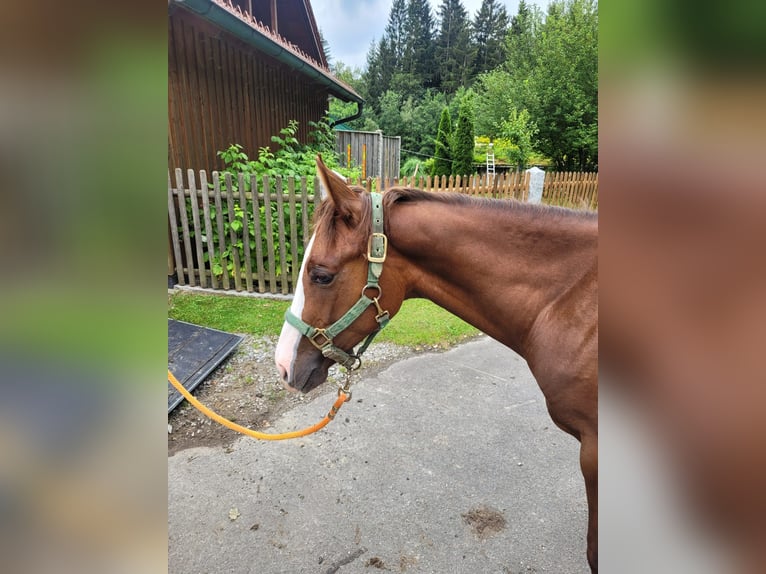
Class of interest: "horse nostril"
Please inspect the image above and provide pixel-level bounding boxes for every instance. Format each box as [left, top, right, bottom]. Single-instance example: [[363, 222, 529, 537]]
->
[[277, 364, 288, 383]]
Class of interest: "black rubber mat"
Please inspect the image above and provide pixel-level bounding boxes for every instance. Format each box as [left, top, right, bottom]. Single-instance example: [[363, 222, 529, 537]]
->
[[168, 319, 243, 413]]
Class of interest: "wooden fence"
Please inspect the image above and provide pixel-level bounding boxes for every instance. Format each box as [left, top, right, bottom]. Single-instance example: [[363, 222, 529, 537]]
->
[[168, 169, 597, 294], [335, 129, 401, 181]]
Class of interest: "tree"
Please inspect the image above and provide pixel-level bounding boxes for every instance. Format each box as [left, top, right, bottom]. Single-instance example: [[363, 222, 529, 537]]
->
[[471, 0, 509, 77], [432, 107, 453, 177], [403, 0, 436, 88], [451, 95, 475, 176], [499, 108, 537, 169], [384, 0, 409, 67], [357, 0, 598, 173], [472, 69, 518, 138], [363, 39, 382, 110], [435, 0, 475, 94], [403, 90, 448, 157], [329, 61, 375, 130], [364, 36, 396, 113], [527, 0, 598, 170], [319, 29, 331, 65], [365, 0, 435, 106], [377, 90, 406, 138]]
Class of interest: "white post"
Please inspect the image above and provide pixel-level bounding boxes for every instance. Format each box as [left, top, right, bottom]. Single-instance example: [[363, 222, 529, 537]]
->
[[526, 166, 545, 204]]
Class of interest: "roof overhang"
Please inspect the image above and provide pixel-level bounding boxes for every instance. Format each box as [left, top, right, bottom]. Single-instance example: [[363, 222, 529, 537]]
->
[[170, 0, 363, 105]]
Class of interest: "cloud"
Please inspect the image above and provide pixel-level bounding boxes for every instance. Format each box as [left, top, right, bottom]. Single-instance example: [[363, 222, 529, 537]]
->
[[312, 0, 390, 69]]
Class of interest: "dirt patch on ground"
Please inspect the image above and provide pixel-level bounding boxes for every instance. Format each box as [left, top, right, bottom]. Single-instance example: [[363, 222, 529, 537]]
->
[[167, 334, 461, 455], [462, 505, 508, 539]]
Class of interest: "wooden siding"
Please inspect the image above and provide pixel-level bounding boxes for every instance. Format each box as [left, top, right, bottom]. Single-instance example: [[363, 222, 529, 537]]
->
[[335, 130, 401, 181], [168, 7, 330, 172]]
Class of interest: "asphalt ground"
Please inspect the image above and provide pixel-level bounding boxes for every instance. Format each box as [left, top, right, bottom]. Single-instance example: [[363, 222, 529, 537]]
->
[[168, 336, 589, 574]]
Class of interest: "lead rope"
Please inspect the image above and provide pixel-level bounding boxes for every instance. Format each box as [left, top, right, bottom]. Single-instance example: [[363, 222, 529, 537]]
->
[[169, 193, 387, 441], [168, 369, 352, 441]]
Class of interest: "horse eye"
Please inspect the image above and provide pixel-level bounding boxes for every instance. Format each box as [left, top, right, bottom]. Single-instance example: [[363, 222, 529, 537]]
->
[[309, 268, 335, 286]]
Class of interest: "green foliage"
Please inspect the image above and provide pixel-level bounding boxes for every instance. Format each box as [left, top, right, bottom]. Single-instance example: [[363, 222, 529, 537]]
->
[[472, 0, 510, 77], [347, 0, 597, 174], [505, 0, 542, 78], [505, 0, 597, 170], [451, 95, 475, 176], [406, 90, 448, 156], [385, 0, 409, 65], [435, 0, 474, 94], [403, 0, 436, 87], [377, 90, 406, 137], [330, 62, 380, 130], [187, 120, 359, 284], [432, 107, 453, 177], [499, 108, 537, 169], [363, 0, 435, 111], [474, 136, 514, 166], [472, 69, 519, 139], [400, 156, 423, 177], [377, 89, 447, 158], [530, 0, 598, 170]]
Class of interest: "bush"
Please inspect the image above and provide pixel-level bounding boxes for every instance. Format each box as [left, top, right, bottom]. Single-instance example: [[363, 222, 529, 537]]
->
[[186, 119, 360, 282], [400, 156, 423, 177]]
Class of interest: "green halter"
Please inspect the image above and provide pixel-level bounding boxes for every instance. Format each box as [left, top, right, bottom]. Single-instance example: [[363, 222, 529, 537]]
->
[[284, 192, 390, 370]]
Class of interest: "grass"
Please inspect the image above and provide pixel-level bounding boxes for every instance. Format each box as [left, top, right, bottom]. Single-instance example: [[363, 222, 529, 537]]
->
[[168, 291, 479, 347]]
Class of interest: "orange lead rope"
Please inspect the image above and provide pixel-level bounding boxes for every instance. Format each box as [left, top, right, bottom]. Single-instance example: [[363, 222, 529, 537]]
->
[[168, 370, 351, 441]]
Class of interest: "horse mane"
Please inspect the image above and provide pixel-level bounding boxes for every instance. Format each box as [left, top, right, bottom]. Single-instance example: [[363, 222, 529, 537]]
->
[[312, 185, 595, 246], [382, 186, 597, 222]]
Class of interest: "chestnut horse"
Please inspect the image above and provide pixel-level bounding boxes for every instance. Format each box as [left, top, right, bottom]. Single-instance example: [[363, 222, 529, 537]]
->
[[275, 157, 598, 572]]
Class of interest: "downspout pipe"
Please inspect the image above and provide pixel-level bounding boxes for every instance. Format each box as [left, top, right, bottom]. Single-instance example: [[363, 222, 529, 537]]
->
[[171, 0, 364, 106], [329, 100, 363, 128]]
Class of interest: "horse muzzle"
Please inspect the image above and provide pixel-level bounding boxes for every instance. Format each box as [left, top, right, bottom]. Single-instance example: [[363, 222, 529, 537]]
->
[[277, 351, 333, 394]]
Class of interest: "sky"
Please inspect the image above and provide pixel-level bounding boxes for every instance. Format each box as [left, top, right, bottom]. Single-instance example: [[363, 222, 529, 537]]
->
[[310, 0, 552, 70]]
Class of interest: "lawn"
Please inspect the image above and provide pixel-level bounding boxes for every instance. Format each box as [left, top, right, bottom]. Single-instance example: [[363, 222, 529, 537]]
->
[[168, 291, 479, 348]]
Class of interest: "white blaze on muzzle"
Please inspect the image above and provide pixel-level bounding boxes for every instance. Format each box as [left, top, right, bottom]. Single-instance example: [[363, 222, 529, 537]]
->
[[275, 234, 315, 385]]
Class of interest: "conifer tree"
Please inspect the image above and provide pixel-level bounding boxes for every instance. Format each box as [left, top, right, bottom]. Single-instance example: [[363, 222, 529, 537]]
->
[[435, 0, 474, 94], [432, 107, 453, 177], [403, 0, 436, 88], [365, 37, 396, 112], [506, 0, 539, 77], [451, 95, 475, 176], [471, 0, 509, 76], [384, 0, 408, 67]]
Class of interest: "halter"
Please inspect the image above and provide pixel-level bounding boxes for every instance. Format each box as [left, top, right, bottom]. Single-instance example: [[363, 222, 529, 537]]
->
[[284, 192, 390, 371]]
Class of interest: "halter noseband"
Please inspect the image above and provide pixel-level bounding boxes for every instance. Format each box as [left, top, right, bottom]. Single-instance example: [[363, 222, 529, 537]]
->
[[284, 192, 390, 370]]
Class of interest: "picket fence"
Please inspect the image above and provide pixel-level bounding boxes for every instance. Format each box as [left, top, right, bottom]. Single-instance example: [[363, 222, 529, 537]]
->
[[168, 169, 598, 294]]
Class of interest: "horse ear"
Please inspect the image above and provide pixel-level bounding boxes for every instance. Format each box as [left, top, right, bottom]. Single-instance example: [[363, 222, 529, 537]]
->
[[316, 154, 359, 219]]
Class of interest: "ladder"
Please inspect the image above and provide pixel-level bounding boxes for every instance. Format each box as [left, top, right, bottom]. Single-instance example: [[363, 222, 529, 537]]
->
[[486, 142, 496, 179]]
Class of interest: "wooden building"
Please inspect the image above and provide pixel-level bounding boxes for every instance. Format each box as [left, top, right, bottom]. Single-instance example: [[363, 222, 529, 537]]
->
[[168, 0, 363, 171]]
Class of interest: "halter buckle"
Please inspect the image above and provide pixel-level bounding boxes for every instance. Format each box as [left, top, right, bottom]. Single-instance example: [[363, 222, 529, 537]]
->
[[309, 328, 331, 350], [367, 233, 388, 263]]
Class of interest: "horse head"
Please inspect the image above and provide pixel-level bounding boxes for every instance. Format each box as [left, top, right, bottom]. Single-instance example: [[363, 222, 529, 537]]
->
[[275, 155, 404, 393]]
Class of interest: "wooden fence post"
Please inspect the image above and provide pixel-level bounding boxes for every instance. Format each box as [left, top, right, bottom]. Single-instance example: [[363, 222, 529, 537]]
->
[[377, 129, 384, 180]]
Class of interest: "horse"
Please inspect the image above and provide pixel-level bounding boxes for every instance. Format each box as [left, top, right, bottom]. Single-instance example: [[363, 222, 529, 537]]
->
[[275, 156, 598, 572]]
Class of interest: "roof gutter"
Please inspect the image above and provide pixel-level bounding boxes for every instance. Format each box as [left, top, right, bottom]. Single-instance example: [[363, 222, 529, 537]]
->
[[171, 0, 364, 107], [329, 101, 363, 128]]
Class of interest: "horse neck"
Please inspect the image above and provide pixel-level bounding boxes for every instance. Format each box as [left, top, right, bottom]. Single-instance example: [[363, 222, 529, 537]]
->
[[387, 198, 597, 354]]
